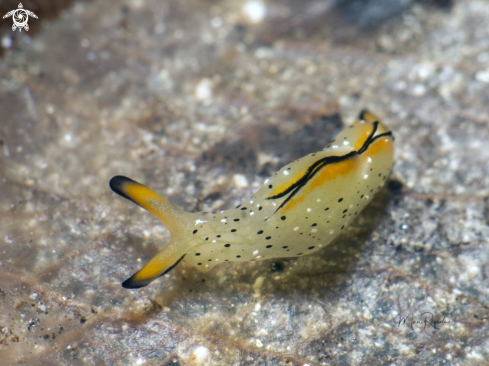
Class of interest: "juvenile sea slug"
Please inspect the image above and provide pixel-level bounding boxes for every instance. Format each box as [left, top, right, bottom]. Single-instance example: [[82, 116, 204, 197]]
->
[[110, 110, 394, 288]]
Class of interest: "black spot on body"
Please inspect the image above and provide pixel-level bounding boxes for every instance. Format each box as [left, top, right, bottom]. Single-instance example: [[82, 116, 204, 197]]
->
[[308, 246, 314, 250], [281, 216, 286, 220], [231, 229, 237, 232], [266, 236, 271, 240], [236, 255, 241, 258], [193, 229, 198, 234], [234, 218, 240, 222], [266, 245, 272, 248], [338, 198, 343, 202], [257, 230, 263, 234]]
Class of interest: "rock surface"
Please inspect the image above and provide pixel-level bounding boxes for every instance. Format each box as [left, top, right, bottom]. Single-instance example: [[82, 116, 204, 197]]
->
[[1, 0, 488, 365]]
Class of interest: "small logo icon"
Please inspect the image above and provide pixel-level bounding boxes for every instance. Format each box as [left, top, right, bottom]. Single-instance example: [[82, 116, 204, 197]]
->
[[3, 3, 38, 32]]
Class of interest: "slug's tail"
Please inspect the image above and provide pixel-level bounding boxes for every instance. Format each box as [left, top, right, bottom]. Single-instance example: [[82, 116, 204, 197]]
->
[[358, 109, 389, 134], [109, 176, 190, 289]]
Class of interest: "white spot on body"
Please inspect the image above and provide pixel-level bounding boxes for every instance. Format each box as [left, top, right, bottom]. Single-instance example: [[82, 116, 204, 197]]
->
[[332, 145, 338, 149], [294, 227, 299, 231], [253, 250, 259, 255], [367, 157, 372, 163], [364, 174, 369, 179], [283, 170, 289, 175], [250, 211, 255, 215], [221, 218, 227, 223], [212, 240, 217, 243], [317, 198, 321, 202], [311, 229, 318, 233], [343, 140, 349, 145], [307, 208, 311, 212], [195, 219, 207, 225]]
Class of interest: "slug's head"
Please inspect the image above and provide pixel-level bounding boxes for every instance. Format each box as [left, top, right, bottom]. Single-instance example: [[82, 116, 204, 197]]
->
[[110, 176, 192, 289]]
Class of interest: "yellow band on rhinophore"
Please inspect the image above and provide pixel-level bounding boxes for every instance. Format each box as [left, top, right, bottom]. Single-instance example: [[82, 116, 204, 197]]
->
[[122, 249, 185, 289], [110, 176, 184, 233], [121, 181, 171, 217]]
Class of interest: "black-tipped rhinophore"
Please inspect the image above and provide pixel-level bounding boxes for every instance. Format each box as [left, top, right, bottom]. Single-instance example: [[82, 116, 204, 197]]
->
[[158, 254, 186, 278], [122, 276, 152, 289], [109, 175, 137, 202], [121, 254, 186, 289]]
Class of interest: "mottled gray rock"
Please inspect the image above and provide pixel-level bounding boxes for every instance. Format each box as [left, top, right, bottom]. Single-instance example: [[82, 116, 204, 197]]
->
[[1, 0, 488, 365]]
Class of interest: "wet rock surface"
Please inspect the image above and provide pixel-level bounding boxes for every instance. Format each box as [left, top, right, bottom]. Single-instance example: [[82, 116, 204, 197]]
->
[[1, 0, 488, 365]]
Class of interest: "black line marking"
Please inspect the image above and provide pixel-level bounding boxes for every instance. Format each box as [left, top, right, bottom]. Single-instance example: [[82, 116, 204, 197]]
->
[[358, 109, 370, 120], [265, 123, 392, 215], [121, 254, 186, 289], [159, 254, 186, 277]]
